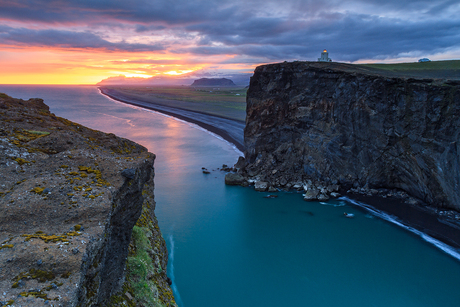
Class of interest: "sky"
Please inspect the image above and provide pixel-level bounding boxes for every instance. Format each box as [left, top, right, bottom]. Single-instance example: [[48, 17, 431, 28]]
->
[[0, 0, 459, 84]]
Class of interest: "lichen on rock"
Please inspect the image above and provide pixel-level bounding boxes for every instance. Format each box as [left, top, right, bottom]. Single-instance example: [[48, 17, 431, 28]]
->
[[0, 93, 176, 306]]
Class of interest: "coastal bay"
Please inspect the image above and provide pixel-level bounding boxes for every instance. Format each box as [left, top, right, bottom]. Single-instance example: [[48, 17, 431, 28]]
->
[[99, 86, 246, 151], [98, 84, 460, 253], [1, 85, 460, 306]]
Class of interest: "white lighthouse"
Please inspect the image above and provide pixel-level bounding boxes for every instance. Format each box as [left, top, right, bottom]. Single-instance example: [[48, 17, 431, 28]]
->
[[318, 49, 332, 62]]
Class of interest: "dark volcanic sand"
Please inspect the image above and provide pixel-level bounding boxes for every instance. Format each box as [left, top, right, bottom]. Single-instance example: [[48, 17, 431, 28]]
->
[[99, 86, 460, 254], [347, 194, 460, 250], [99, 87, 245, 152]]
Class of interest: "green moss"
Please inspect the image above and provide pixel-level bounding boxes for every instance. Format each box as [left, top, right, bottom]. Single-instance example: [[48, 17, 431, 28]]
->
[[0, 244, 14, 250]]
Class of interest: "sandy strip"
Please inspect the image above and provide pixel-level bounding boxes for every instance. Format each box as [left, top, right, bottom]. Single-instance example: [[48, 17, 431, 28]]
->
[[99, 87, 246, 152], [99, 87, 460, 256]]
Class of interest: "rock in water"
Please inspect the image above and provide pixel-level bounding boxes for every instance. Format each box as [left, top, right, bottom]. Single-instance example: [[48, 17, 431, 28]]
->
[[254, 181, 268, 191], [303, 188, 319, 201], [225, 172, 245, 185], [0, 94, 177, 307], [242, 61, 460, 211]]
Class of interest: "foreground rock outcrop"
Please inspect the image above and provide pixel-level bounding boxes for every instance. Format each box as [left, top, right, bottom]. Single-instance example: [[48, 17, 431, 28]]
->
[[0, 94, 176, 306], [232, 61, 460, 211]]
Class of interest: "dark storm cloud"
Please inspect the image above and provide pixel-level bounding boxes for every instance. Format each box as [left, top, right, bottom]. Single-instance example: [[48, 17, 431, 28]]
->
[[0, 0, 459, 61], [0, 25, 164, 51], [0, 0, 239, 25], [180, 11, 460, 61]]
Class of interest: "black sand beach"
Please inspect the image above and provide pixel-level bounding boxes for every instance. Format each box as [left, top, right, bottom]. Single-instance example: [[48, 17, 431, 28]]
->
[[99, 86, 460, 255], [348, 194, 460, 250], [99, 87, 245, 152]]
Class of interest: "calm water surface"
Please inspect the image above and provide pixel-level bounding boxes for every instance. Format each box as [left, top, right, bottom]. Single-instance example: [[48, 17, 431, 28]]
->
[[1, 85, 460, 307]]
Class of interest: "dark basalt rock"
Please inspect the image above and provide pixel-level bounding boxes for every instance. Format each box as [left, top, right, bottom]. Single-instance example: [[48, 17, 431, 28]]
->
[[239, 61, 460, 211], [224, 173, 245, 185], [121, 168, 136, 179]]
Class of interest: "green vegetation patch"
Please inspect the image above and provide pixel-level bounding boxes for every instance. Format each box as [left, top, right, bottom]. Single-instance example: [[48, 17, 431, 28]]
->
[[104, 86, 247, 121], [109, 201, 176, 307], [359, 60, 460, 80], [361, 60, 460, 71]]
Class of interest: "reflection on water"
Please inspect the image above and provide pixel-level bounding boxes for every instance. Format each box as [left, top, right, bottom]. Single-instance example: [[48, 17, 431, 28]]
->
[[1, 85, 460, 307]]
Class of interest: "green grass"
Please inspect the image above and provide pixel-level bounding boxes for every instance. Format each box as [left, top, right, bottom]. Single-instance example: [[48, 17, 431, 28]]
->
[[103, 86, 247, 121], [357, 60, 460, 80], [360, 60, 460, 71]]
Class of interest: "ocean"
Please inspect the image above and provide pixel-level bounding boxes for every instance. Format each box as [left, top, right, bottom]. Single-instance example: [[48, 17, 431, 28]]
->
[[1, 84, 460, 307]]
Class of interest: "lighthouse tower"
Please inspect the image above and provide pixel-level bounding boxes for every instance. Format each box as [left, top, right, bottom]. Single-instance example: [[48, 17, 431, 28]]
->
[[318, 49, 332, 62]]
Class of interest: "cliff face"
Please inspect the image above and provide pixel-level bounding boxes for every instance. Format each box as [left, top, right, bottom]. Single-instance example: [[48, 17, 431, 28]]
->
[[0, 94, 176, 306], [241, 62, 460, 211]]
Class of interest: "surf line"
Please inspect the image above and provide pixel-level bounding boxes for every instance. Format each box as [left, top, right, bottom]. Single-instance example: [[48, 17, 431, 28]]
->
[[168, 234, 183, 306], [341, 196, 460, 262], [98, 88, 244, 157]]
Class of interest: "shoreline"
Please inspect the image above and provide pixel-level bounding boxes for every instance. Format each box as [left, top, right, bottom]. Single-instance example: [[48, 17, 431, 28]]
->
[[99, 87, 246, 152], [344, 194, 460, 253], [98, 86, 460, 258]]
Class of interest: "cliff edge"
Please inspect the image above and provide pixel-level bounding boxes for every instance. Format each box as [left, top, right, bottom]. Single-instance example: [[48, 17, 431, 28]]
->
[[234, 61, 460, 212], [0, 94, 176, 306]]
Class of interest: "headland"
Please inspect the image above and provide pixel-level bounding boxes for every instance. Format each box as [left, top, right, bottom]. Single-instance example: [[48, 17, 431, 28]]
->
[[229, 61, 460, 250], [0, 93, 177, 306]]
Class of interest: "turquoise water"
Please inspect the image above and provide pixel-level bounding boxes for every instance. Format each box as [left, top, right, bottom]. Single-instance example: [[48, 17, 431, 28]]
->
[[1, 85, 460, 306]]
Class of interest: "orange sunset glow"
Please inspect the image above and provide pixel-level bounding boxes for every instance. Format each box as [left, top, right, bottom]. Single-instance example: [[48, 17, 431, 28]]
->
[[0, 1, 458, 85], [0, 47, 254, 84]]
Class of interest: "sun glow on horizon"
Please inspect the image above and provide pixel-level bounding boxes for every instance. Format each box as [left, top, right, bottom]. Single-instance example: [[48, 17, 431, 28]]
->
[[164, 70, 194, 76], [0, 43, 254, 84]]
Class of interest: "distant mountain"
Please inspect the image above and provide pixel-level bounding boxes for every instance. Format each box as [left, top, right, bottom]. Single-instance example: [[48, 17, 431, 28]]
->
[[96, 75, 194, 86], [191, 78, 236, 86], [97, 74, 250, 86]]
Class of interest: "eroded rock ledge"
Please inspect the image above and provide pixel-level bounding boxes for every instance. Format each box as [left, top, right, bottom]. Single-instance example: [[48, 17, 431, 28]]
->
[[229, 61, 460, 212], [0, 94, 176, 306]]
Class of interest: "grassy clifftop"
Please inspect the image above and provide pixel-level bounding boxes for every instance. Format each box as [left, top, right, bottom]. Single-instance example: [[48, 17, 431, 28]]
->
[[358, 60, 460, 80]]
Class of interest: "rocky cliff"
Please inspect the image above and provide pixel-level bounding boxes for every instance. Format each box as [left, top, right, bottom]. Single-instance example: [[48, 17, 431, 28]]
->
[[236, 61, 460, 211], [0, 94, 176, 306]]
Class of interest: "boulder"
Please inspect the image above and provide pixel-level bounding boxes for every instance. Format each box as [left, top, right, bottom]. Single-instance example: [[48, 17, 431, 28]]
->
[[225, 173, 245, 185], [303, 188, 319, 201], [254, 181, 269, 191]]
